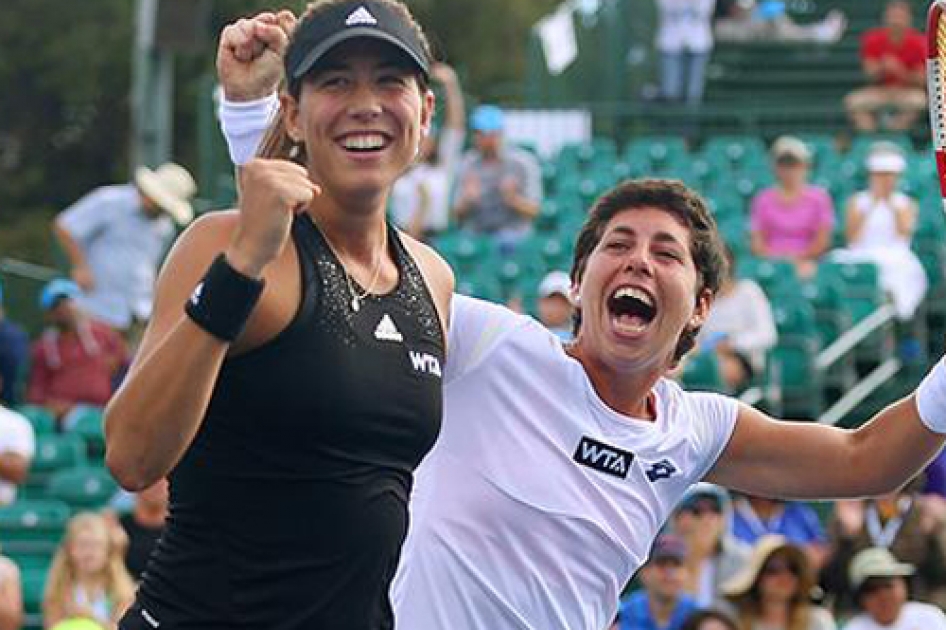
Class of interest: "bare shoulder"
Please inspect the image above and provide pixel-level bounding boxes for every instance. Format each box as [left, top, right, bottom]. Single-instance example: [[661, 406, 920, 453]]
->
[[398, 231, 455, 326], [132, 210, 242, 369]]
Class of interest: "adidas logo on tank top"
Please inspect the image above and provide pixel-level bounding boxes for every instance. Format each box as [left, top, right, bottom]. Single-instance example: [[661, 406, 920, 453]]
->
[[374, 313, 403, 342]]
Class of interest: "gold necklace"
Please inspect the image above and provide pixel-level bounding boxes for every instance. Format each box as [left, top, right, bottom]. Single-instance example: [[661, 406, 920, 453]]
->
[[319, 223, 387, 312]]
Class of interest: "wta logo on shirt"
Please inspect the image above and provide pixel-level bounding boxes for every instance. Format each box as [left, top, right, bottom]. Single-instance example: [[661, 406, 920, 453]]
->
[[573, 436, 634, 479]]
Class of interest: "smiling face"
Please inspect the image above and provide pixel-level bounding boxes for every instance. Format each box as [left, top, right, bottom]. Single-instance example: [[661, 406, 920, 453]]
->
[[569, 180, 727, 372], [573, 207, 712, 372], [284, 38, 433, 206]]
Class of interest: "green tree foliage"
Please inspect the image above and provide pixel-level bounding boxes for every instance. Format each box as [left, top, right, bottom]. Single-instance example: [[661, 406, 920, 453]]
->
[[0, 0, 559, 226]]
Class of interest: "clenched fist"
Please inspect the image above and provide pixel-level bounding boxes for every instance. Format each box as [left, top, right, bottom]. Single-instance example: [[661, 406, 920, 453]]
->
[[217, 10, 296, 101], [226, 158, 321, 277]]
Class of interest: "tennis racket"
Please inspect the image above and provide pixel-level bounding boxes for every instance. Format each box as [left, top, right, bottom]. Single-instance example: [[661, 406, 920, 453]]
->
[[928, 0, 946, 212]]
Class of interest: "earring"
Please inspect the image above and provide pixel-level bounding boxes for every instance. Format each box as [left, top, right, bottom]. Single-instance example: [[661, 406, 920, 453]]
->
[[288, 143, 301, 160]]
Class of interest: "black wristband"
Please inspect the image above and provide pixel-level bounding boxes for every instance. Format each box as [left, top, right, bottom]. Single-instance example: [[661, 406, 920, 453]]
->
[[184, 254, 265, 341]]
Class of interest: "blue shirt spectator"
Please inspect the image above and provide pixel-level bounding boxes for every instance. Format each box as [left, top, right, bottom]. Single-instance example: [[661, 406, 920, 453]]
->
[[618, 590, 700, 630], [452, 105, 543, 252], [0, 282, 28, 404], [731, 495, 826, 547], [53, 164, 195, 330]]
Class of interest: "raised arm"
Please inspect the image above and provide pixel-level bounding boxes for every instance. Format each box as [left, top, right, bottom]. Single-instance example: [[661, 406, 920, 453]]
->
[[707, 392, 946, 499], [104, 159, 318, 490]]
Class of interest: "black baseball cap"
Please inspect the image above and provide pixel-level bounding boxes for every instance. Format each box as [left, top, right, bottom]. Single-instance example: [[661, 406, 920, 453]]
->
[[285, 1, 430, 90]]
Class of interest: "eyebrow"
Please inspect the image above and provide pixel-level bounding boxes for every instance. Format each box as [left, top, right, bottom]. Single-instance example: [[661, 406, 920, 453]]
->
[[606, 225, 686, 248]]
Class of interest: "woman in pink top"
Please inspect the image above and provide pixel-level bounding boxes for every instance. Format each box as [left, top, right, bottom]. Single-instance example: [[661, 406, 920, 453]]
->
[[750, 136, 835, 278]]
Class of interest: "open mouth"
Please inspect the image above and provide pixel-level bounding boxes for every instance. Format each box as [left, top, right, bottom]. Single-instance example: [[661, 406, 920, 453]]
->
[[608, 286, 656, 334], [338, 132, 390, 153]]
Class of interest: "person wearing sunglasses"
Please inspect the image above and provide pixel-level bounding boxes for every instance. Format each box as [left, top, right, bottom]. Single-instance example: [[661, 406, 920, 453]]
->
[[721, 535, 836, 630]]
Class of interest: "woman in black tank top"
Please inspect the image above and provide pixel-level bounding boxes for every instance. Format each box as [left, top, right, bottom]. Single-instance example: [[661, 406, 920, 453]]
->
[[104, 2, 453, 628]]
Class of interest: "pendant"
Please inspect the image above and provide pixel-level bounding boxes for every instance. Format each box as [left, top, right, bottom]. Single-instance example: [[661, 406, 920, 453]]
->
[[351, 296, 360, 312]]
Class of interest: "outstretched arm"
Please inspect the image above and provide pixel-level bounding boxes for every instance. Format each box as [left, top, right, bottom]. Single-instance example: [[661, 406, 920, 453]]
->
[[707, 392, 945, 499]]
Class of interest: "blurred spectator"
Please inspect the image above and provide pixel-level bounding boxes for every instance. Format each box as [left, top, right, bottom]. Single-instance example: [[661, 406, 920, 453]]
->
[[52, 162, 196, 337], [115, 478, 168, 581], [820, 476, 946, 615], [750, 136, 835, 279], [655, 0, 716, 106], [536, 270, 575, 342], [0, 280, 28, 405], [715, 1, 845, 44], [614, 533, 701, 630], [25, 280, 127, 430], [731, 494, 828, 571], [388, 62, 465, 242], [0, 547, 23, 630], [672, 483, 752, 607], [0, 403, 34, 506], [832, 143, 927, 321], [843, 1, 926, 132], [43, 512, 135, 630], [721, 535, 837, 630], [843, 547, 946, 629], [698, 246, 776, 392], [453, 104, 543, 252], [681, 609, 739, 630]]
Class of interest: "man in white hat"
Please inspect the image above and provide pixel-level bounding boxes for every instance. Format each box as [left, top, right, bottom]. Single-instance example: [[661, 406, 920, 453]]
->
[[52, 162, 197, 333], [844, 547, 946, 629]]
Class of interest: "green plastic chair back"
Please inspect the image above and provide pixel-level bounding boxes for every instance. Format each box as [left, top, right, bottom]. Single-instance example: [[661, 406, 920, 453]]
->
[[46, 466, 118, 512]]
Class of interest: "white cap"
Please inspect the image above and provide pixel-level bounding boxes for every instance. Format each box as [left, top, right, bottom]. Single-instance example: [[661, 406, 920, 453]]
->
[[771, 136, 811, 163], [866, 142, 906, 173], [538, 270, 572, 298]]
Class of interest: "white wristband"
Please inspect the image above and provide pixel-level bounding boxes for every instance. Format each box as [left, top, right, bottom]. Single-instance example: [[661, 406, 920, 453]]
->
[[916, 358, 946, 434], [218, 92, 279, 165]]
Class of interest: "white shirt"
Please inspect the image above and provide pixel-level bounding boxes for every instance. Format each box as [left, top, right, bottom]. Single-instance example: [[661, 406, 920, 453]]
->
[[389, 127, 465, 233], [392, 296, 739, 629], [843, 602, 946, 630], [656, 0, 716, 53], [0, 406, 35, 505]]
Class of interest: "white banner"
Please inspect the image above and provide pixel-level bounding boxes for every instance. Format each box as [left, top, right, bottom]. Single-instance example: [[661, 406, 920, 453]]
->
[[534, 5, 578, 76]]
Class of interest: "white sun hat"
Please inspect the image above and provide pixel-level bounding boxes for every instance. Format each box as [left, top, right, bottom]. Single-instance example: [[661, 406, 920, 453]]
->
[[135, 162, 197, 225]]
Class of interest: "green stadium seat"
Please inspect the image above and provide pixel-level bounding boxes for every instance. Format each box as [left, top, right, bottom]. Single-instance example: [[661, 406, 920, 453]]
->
[[46, 466, 118, 512], [67, 407, 106, 461], [432, 232, 498, 275], [768, 339, 823, 418], [772, 301, 819, 346], [455, 271, 503, 303], [700, 135, 768, 172], [848, 133, 912, 160], [737, 258, 799, 299], [0, 499, 71, 554], [25, 434, 87, 495], [623, 136, 687, 171], [14, 405, 56, 436], [21, 565, 47, 620], [680, 351, 729, 394]]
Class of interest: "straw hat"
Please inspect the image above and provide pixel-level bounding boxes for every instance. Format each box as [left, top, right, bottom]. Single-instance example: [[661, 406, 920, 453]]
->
[[135, 162, 197, 225], [849, 547, 915, 594], [721, 534, 812, 598]]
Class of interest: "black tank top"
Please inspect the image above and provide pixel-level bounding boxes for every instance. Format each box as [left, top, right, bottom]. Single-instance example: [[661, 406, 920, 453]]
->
[[126, 216, 444, 630]]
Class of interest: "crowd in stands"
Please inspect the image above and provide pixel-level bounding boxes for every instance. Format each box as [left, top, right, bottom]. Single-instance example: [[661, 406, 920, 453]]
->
[[1, 2, 946, 629]]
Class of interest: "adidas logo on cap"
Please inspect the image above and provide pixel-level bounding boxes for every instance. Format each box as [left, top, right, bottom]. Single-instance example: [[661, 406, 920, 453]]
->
[[345, 6, 378, 26]]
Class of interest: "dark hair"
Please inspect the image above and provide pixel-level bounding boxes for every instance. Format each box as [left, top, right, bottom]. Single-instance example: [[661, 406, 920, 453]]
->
[[568, 178, 728, 365], [258, 0, 433, 163], [679, 609, 739, 630]]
